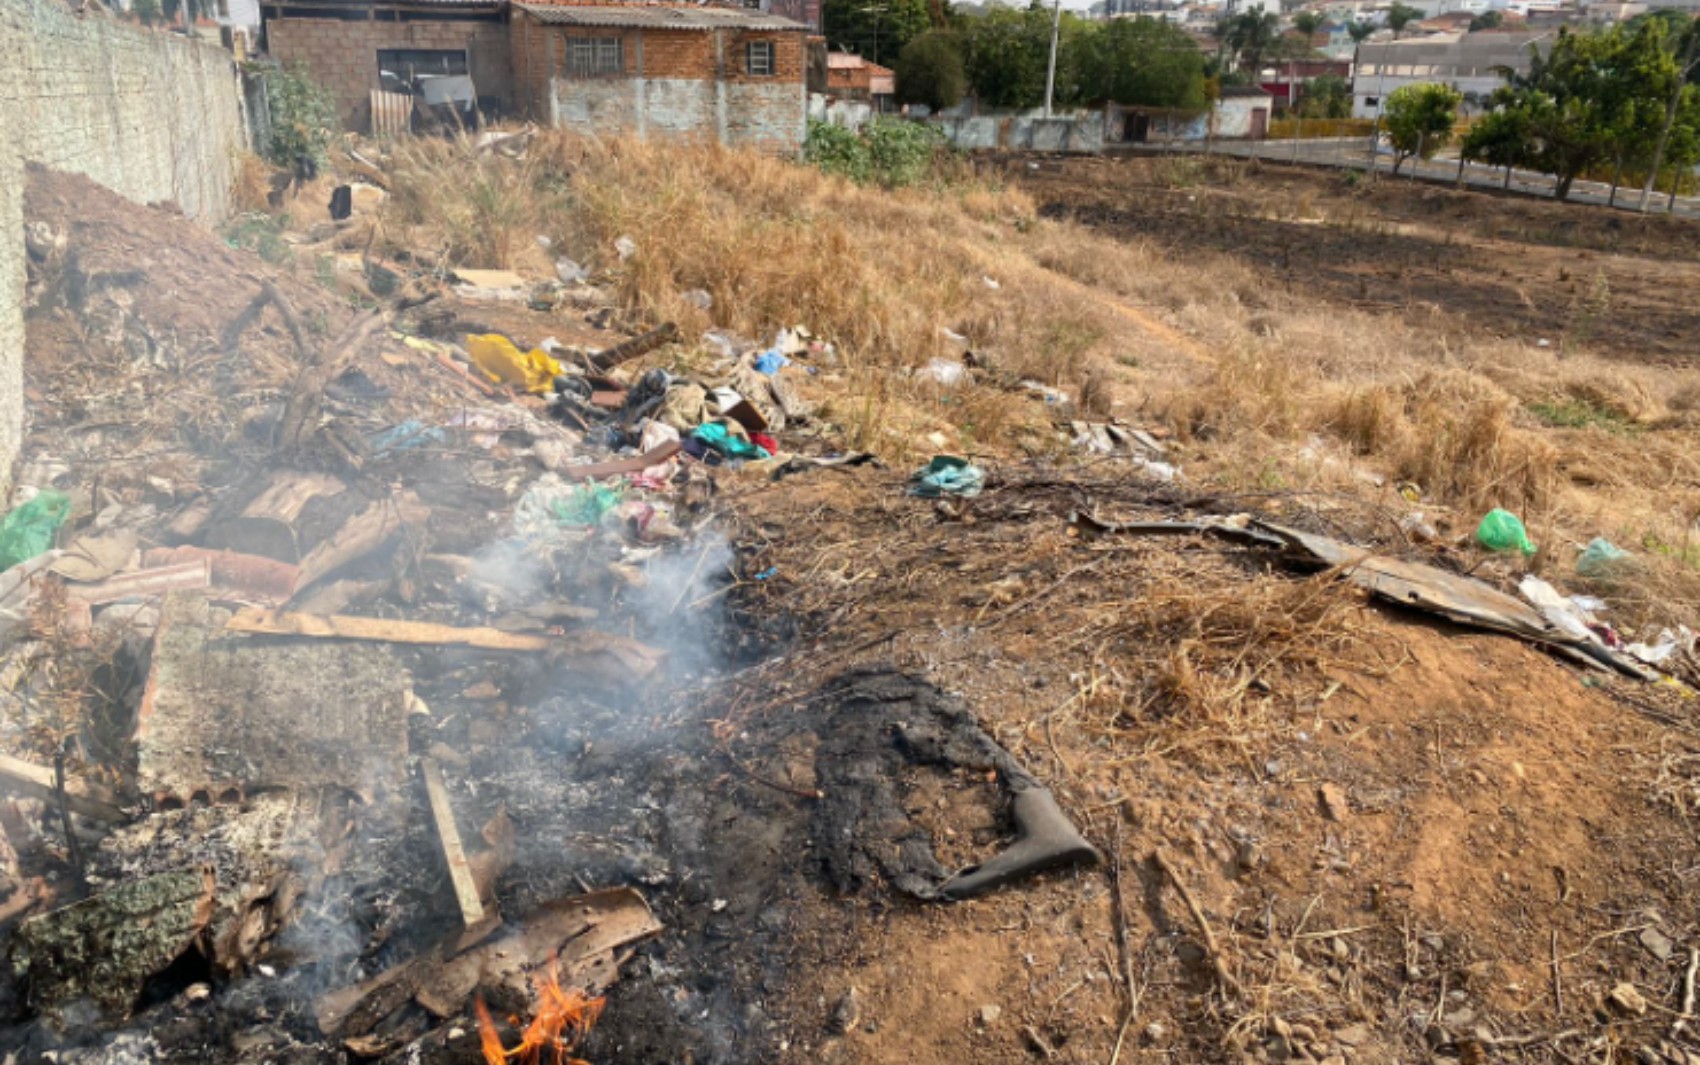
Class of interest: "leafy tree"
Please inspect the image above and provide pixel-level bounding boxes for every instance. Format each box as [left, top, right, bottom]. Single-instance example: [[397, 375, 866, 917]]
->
[[1382, 81, 1460, 173], [1075, 17, 1208, 110], [132, 0, 161, 25], [1635, 14, 1700, 209], [1223, 10, 1280, 74], [1291, 10, 1324, 49], [895, 30, 968, 110], [824, 0, 933, 66], [1468, 10, 1503, 32], [963, 6, 1053, 108], [1487, 27, 1627, 199], [1299, 72, 1351, 118], [264, 65, 339, 169], [1460, 102, 1532, 186], [1385, 2, 1422, 38], [1347, 19, 1375, 44]]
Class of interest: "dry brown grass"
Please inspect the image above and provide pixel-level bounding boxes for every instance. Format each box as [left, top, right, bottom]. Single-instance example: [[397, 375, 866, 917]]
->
[[231, 151, 276, 215]]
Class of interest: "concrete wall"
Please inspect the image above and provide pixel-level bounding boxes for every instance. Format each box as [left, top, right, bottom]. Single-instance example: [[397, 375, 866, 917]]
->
[[927, 109, 1107, 153], [0, 0, 246, 496], [527, 20, 806, 152], [809, 92, 874, 131], [267, 15, 514, 131]]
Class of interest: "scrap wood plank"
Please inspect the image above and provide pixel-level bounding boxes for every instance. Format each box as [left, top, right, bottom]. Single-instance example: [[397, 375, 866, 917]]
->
[[224, 609, 666, 678], [588, 322, 678, 373], [318, 887, 660, 1037], [0, 753, 127, 823], [420, 757, 486, 928], [558, 440, 682, 483]]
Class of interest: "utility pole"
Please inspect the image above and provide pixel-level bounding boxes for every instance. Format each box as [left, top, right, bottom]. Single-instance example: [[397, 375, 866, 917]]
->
[[1044, 0, 1063, 118]]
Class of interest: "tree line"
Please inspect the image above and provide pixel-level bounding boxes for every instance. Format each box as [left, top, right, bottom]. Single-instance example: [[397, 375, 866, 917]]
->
[[826, 0, 1211, 113], [1381, 15, 1699, 207]]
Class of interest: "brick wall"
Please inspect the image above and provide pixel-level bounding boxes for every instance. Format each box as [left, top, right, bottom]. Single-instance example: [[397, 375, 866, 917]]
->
[[514, 11, 805, 153], [268, 15, 514, 130], [0, 0, 245, 496]]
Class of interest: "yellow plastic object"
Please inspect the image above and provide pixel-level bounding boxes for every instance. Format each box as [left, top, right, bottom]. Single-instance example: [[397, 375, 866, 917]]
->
[[464, 334, 563, 394]]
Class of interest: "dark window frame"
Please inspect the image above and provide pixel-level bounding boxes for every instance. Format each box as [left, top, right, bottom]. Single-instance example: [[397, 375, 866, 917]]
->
[[747, 39, 776, 76], [565, 35, 624, 78]]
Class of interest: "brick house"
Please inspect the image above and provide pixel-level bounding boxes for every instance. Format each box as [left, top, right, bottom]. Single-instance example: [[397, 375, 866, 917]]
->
[[261, 0, 514, 131], [824, 51, 894, 111], [261, 0, 809, 150], [509, 2, 807, 152]]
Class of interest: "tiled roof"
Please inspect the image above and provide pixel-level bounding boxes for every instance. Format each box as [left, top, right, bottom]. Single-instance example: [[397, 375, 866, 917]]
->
[[514, 2, 806, 29]]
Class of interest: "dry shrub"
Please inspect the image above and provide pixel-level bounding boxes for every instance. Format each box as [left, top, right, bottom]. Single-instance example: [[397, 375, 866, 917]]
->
[[1104, 573, 1361, 738], [1671, 383, 1700, 413], [1164, 346, 1304, 442], [1076, 364, 1114, 419], [385, 133, 572, 269], [231, 152, 277, 214], [1322, 370, 1555, 515]]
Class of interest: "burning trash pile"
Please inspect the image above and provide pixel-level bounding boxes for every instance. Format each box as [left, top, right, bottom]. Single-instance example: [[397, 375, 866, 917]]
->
[[0, 165, 846, 1061]]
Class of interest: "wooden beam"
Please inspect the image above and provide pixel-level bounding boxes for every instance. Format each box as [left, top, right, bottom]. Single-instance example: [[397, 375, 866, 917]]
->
[[0, 754, 127, 823], [420, 758, 485, 927]]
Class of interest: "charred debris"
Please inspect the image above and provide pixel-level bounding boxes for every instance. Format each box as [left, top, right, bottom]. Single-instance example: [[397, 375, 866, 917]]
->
[[5, 150, 1700, 1065], [0, 163, 1126, 1063]]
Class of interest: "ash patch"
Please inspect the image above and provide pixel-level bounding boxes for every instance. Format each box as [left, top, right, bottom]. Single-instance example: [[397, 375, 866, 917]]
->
[[810, 668, 1035, 899]]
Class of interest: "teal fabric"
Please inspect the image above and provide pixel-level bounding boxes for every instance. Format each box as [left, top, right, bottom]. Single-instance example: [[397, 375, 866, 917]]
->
[[909, 456, 984, 498]]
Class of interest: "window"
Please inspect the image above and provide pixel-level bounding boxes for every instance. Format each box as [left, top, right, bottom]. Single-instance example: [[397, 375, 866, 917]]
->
[[566, 36, 624, 78], [377, 49, 467, 94], [747, 39, 775, 76]]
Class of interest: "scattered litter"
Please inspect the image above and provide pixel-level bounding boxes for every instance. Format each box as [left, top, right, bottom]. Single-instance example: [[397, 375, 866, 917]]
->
[[614, 235, 637, 261], [753, 349, 791, 376], [909, 456, 985, 499], [555, 257, 588, 284], [465, 333, 564, 394], [1577, 536, 1632, 577], [681, 288, 713, 309], [552, 482, 626, 527], [920, 358, 967, 386], [0, 490, 70, 569], [368, 418, 447, 456], [1476, 508, 1537, 556], [693, 421, 771, 460], [48, 529, 138, 583]]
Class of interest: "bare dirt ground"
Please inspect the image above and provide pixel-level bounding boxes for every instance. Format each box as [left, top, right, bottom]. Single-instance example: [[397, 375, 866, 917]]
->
[[1016, 155, 1700, 368]]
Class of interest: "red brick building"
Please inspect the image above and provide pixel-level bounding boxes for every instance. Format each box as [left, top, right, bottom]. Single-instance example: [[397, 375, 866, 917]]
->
[[824, 51, 894, 110], [511, 2, 807, 151], [260, 0, 809, 150]]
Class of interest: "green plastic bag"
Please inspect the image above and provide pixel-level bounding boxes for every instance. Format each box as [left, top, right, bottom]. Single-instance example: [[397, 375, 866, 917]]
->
[[908, 455, 985, 499], [550, 483, 624, 527], [1576, 537, 1631, 577], [1475, 508, 1536, 556], [0, 491, 71, 570]]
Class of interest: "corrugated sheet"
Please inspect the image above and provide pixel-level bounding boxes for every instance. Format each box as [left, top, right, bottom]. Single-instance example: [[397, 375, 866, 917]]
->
[[514, 2, 806, 30], [370, 90, 414, 136]]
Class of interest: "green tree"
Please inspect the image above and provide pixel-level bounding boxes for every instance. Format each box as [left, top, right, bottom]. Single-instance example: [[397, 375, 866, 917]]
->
[[1291, 10, 1324, 49], [1382, 81, 1461, 173], [895, 30, 968, 110], [1487, 27, 1629, 199], [1635, 14, 1700, 209], [1468, 10, 1503, 32], [1460, 102, 1533, 187], [963, 6, 1053, 109], [1347, 19, 1375, 44], [824, 0, 933, 66], [1385, 2, 1422, 38], [1074, 17, 1208, 110], [264, 64, 339, 169], [132, 0, 161, 24], [1223, 10, 1280, 74], [1299, 72, 1351, 118]]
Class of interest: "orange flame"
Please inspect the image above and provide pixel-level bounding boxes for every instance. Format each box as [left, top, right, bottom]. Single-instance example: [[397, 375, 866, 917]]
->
[[475, 956, 606, 1065]]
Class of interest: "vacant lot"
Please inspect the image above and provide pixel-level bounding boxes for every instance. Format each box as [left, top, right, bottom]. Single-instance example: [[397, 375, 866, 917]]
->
[[1018, 154, 1700, 368]]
